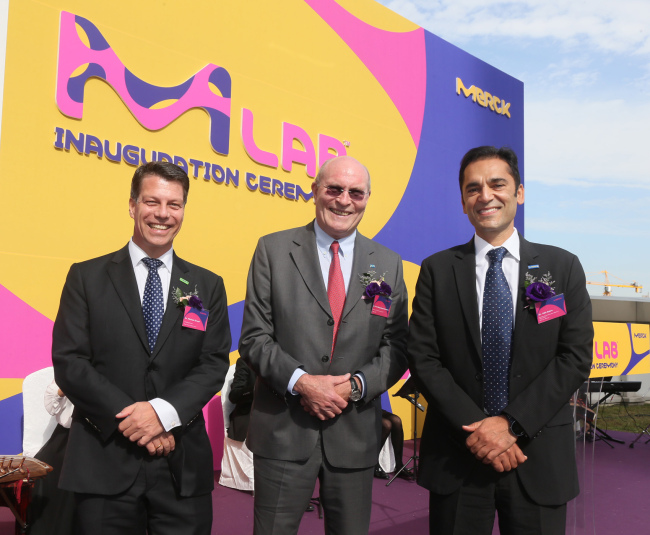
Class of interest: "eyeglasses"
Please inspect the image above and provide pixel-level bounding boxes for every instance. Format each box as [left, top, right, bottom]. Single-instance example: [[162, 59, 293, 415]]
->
[[320, 185, 368, 202]]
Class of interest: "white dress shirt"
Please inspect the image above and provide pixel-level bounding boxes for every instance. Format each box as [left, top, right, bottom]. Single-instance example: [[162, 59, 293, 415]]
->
[[128, 239, 180, 431], [474, 229, 520, 333], [45, 380, 74, 428]]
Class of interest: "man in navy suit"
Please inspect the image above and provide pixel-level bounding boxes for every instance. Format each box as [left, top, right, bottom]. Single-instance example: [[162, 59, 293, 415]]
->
[[408, 146, 593, 534], [53, 162, 231, 534]]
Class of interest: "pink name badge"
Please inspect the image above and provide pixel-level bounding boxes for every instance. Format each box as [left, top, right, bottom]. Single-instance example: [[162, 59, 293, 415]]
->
[[371, 295, 392, 318], [182, 306, 209, 331], [534, 294, 566, 324]]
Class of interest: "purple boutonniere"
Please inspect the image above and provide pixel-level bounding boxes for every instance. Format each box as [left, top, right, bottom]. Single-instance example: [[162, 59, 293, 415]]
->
[[359, 271, 392, 299], [172, 285, 203, 310], [524, 272, 555, 310]]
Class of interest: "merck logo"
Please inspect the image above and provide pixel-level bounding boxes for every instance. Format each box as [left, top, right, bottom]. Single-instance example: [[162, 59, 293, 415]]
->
[[456, 77, 511, 118], [56, 11, 231, 155]]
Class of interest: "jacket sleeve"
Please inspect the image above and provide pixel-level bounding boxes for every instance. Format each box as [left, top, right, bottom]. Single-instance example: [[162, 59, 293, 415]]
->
[[503, 254, 593, 437], [157, 273, 232, 428], [355, 254, 409, 401], [52, 263, 135, 441], [407, 259, 487, 430], [239, 237, 307, 396]]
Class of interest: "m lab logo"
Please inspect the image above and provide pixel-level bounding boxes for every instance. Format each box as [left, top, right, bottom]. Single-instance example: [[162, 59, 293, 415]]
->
[[54, 11, 347, 200], [56, 11, 232, 155]]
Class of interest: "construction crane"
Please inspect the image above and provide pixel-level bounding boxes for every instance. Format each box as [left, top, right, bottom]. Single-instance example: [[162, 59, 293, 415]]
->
[[586, 270, 643, 296]]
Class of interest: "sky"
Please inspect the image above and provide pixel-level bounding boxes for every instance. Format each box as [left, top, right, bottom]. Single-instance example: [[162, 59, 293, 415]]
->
[[377, 0, 650, 298]]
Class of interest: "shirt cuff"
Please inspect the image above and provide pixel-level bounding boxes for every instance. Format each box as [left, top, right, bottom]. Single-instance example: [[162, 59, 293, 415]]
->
[[354, 372, 366, 399], [288, 368, 307, 395], [149, 398, 181, 431]]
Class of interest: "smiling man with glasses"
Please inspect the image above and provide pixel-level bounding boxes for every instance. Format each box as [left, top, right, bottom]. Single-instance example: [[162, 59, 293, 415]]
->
[[239, 155, 409, 535]]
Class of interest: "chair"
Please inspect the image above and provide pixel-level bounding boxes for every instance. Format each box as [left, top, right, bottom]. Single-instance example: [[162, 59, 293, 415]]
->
[[218, 364, 254, 491], [22, 367, 57, 457]]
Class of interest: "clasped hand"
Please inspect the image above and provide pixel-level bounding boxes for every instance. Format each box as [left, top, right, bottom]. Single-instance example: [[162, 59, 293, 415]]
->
[[462, 415, 527, 472], [295, 373, 351, 420], [116, 401, 175, 456]]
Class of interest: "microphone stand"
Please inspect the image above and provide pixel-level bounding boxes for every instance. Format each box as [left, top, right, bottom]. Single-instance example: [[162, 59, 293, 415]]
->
[[387, 380, 425, 487]]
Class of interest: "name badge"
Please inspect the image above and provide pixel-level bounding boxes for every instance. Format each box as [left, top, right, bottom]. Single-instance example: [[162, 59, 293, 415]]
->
[[371, 295, 392, 318], [182, 306, 209, 331], [535, 294, 566, 324]]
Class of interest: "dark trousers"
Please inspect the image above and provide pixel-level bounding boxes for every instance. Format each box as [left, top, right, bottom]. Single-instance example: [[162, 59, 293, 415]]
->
[[429, 463, 567, 535], [253, 435, 374, 535], [74, 456, 212, 535]]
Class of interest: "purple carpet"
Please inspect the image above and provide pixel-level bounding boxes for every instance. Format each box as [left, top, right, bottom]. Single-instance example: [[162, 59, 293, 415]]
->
[[2, 431, 648, 533]]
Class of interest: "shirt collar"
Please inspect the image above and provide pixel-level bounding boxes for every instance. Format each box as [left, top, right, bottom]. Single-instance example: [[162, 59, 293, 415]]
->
[[314, 220, 356, 258], [474, 228, 520, 263], [128, 239, 174, 272]]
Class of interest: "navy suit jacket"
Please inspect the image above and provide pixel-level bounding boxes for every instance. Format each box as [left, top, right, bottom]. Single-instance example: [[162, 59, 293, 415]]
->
[[407, 235, 593, 505], [52, 245, 231, 497]]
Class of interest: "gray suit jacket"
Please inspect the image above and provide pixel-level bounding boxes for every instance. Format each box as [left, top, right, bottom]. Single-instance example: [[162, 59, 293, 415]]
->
[[239, 222, 409, 469]]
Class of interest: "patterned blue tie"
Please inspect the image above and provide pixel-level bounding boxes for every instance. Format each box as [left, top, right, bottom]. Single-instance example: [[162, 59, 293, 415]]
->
[[482, 247, 513, 416], [142, 258, 164, 353]]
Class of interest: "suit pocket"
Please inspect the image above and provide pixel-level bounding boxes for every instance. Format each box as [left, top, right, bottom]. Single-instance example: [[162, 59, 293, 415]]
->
[[545, 404, 574, 427]]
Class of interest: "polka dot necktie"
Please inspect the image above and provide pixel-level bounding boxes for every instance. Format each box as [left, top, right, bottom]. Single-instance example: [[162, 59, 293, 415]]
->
[[327, 241, 345, 359], [481, 247, 513, 416], [142, 258, 164, 353]]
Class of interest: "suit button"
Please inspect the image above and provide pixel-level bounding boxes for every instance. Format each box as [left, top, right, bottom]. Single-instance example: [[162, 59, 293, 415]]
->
[[475, 373, 483, 381], [321, 355, 329, 363], [327, 318, 334, 326]]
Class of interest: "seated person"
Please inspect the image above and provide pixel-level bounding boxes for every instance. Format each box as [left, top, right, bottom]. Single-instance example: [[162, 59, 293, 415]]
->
[[228, 358, 256, 442], [28, 381, 75, 534], [375, 410, 414, 480]]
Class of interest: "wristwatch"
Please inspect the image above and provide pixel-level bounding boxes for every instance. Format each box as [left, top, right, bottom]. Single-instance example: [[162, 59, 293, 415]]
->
[[349, 377, 362, 402], [504, 413, 526, 438]]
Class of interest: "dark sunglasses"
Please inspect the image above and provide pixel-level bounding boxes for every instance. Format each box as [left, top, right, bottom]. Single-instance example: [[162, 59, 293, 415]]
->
[[320, 185, 368, 202]]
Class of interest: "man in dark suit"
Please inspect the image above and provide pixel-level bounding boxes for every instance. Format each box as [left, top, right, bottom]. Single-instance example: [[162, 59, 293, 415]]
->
[[239, 155, 409, 534], [52, 161, 231, 534], [408, 146, 593, 534]]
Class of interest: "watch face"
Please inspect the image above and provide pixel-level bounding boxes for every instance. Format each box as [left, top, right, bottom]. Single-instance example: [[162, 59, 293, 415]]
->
[[350, 391, 361, 402]]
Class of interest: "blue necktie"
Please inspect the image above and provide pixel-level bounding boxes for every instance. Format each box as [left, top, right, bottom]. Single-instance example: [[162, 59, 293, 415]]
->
[[482, 247, 513, 416], [142, 258, 164, 353]]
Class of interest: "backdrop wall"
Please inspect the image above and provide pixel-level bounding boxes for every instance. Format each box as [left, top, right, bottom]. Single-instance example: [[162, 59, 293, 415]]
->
[[0, 0, 524, 455]]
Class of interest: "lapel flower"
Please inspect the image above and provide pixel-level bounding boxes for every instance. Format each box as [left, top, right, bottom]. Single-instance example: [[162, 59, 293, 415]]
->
[[524, 271, 555, 309], [172, 285, 203, 310], [359, 270, 392, 299]]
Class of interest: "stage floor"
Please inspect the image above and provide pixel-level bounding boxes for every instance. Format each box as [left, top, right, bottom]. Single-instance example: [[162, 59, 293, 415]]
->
[[2, 431, 649, 534]]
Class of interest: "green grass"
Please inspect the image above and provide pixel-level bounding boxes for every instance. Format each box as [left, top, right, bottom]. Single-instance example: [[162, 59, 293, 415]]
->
[[595, 402, 650, 434]]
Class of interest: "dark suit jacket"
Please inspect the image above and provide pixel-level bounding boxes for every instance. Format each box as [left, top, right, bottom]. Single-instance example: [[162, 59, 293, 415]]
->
[[227, 358, 256, 442], [52, 245, 231, 497], [407, 235, 593, 506], [239, 222, 409, 469]]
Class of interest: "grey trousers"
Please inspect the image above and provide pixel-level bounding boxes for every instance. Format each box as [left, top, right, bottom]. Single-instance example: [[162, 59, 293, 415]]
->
[[253, 436, 374, 535]]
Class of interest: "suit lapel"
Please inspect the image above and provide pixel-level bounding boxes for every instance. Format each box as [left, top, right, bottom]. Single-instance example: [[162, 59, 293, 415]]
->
[[290, 223, 331, 317], [342, 233, 371, 319], [107, 245, 149, 353], [452, 239, 482, 361], [151, 254, 189, 360], [512, 235, 539, 356]]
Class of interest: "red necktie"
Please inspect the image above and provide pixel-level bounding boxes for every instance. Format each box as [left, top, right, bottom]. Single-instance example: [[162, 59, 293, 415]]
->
[[328, 241, 345, 358]]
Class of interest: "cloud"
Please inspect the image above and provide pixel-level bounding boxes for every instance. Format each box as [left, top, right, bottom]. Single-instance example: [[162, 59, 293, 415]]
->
[[525, 99, 650, 188], [380, 0, 650, 56]]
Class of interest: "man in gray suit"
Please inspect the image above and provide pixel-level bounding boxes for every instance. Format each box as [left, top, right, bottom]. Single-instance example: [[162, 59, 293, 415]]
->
[[239, 155, 409, 535]]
